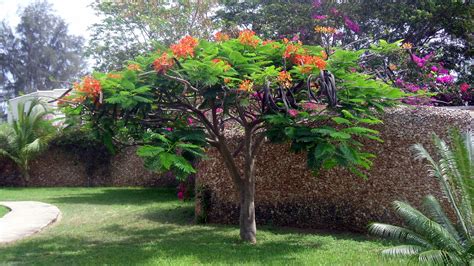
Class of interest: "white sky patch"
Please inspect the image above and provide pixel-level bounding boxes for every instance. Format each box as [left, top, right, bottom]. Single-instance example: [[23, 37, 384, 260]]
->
[[0, 0, 100, 40]]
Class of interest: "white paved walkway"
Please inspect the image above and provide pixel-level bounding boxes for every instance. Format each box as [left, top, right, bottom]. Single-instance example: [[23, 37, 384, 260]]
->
[[0, 201, 61, 244]]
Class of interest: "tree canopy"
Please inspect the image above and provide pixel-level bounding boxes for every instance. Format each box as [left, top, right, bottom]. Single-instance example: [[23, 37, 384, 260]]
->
[[0, 1, 86, 98]]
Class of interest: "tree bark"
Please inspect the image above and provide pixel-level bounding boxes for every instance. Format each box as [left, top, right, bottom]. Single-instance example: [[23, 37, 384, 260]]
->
[[239, 178, 256, 243]]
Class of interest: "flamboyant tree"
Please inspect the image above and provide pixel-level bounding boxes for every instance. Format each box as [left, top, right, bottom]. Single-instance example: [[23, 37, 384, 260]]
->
[[60, 31, 403, 243]]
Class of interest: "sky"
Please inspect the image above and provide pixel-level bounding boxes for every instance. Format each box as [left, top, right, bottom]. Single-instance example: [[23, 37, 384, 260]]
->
[[0, 0, 100, 40]]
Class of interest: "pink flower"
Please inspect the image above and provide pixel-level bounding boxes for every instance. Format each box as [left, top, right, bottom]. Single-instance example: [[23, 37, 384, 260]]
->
[[344, 17, 360, 33], [436, 75, 454, 84], [288, 109, 299, 117], [165, 127, 173, 132], [460, 83, 470, 93], [313, 0, 322, 8], [330, 8, 340, 16], [395, 78, 404, 86], [177, 191, 184, 200], [216, 108, 223, 114], [430, 66, 438, 72], [187, 117, 194, 125], [302, 102, 318, 111], [291, 34, 300, 42], [438, 68, 449, 75], [405, 83, 420, 92], [252, 91, 263, 100], [313, 15, 328, 20], [411, 53, 433, 68]]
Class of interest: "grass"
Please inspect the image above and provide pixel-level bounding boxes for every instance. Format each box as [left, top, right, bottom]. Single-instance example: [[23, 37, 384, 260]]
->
[[0, 205, 9, 218], [0, 188, 410, 265]]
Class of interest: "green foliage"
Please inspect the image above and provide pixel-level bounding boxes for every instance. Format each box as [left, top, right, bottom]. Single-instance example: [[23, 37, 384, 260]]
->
[[87, 0, 219, 71], [64, 34, 403, 184], [369, 130, 473, 265], [137, 129, 207, 181], [0, 99, 56, 183], [216, 0, 473, 82]]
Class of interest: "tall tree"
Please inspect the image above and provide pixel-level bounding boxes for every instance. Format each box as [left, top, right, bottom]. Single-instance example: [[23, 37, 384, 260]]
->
[[215, 0, 474, 83], [0, 1, 85, 97], [87, 0, 219, 71]]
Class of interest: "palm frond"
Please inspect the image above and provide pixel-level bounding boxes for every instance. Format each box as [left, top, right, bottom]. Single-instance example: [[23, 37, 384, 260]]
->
[[381, 245, 425, 256], [417, 249, 464, 265], [393, 200, 464, 253], [423, 195, 461, 242], [368, 223, 432, 248]]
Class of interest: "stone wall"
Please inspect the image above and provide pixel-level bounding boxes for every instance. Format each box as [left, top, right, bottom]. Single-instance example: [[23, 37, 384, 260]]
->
[[0, 146, 176, 187], [195, 107, 472, 232]]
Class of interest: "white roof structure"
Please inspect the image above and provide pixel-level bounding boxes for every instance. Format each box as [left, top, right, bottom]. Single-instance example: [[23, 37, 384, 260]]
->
[[7, 89, 68, 124]]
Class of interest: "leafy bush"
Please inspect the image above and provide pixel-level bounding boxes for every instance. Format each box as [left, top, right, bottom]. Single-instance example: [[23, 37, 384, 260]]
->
[[0, 99, 56, 184]]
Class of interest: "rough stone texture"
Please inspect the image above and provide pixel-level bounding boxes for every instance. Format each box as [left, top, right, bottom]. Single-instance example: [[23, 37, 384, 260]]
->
[[0, 201, 61, 244], [0, 146, 176, 187], [196, 106, 472, 232]]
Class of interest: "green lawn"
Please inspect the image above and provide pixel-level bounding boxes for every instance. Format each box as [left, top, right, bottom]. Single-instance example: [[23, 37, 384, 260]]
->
[[0, 188, 410, 265], [0, 205, 9, 218]]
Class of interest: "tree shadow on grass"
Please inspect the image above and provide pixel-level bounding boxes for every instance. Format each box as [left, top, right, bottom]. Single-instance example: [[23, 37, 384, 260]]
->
[[0, 223, 324, 265], [49, 188, 177, 205]]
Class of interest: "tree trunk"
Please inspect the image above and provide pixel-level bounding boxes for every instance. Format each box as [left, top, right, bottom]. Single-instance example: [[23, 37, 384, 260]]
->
[[215, 127, 261, 243], [239, 178, 256, 243]]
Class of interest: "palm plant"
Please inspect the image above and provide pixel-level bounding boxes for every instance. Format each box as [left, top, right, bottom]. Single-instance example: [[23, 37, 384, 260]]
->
[[369, 130, 473, 265], [0, 99, 55, 185]]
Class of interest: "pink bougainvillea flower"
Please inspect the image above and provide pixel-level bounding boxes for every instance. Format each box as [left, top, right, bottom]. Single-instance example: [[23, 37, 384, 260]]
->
[[312, 14, 327, 20], [313, 0, 322, 8], [288, 109, 299, 117], [165, 127, 173, 132], [411, 53, 433, 68], [302, 102, 318, 111], [405, 83, 420, 92], [460, 82, 470, 93], [251, 91, 263, 100], [344, 17, 360, 33], [438, 68, 449, 75], [330, 8, 340, 16], [430, 66, 438, 72], [187, 117, 194, 125], [177, 191, 184, 200], [436, 75, 454, 84], [395, 78, 404, 87]]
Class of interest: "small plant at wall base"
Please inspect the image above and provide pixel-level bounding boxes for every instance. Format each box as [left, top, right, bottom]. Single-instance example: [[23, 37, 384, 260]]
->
[[60, 32, 403, 243], [0, 99, 56, 185], [369, 130, 473, 265]]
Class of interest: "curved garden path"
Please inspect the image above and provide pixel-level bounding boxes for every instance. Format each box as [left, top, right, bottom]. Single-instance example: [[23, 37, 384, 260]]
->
[[0, 201, 61, 244]]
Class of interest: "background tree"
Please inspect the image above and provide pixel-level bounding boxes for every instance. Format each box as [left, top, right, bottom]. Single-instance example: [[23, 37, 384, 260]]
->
[[0, 1, 86, 98], [87, 0, 219, 71], [215, 0, 474, 83]]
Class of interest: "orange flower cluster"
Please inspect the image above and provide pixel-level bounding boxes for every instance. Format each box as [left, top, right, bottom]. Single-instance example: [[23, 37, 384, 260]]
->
[[214, 32, 230, 42], [401, 42, 413, 49], [153, 52, 174, 73], [277, 71, 292, 88], [238, 30, 259, 47], [320, 50, 328, 60], [74, 76, 102, 98], [292, 54, 327, 73], [107, 73, 122, 79], [211, 58, 232, 71], [170, 36, 199, 58], [238, 80, 253, 92], [127, 64, 141, 71], [314, 26, 336, 34], [283, 43, 302, 59]]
